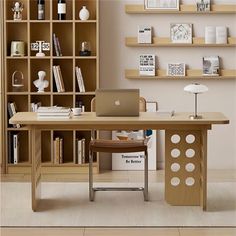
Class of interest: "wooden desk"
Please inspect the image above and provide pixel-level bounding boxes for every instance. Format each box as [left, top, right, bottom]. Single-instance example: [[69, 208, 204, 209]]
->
[[10, 112, 229, 212]]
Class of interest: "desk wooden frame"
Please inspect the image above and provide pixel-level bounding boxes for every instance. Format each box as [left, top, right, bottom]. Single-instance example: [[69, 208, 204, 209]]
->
[[10, 112, 229, 212]]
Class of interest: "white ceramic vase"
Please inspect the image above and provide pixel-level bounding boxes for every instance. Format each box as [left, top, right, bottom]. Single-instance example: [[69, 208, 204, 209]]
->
[[79, 6, 90, 21]]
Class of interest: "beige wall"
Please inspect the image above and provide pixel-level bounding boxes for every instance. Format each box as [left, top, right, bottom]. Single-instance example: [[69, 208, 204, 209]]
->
[[99, 0, 236, 169]]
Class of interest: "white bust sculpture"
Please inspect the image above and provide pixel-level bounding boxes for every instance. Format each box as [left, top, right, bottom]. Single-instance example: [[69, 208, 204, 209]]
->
[[33, 71, 49, 93]]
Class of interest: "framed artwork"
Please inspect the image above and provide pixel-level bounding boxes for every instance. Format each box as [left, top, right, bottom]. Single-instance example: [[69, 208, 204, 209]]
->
[[145, 0, 179, 10], [197, 0, 211, 12], [170, 23, 192, 44], [147, 101, 158, 112], [167, 63, 186, 76]]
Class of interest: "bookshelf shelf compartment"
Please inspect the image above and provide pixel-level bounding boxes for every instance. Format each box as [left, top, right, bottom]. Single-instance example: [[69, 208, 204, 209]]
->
[[75, 95, 95, 112], [52, 0, 73, 20], [53, 95, 73, 107], [7, 130, 29, 165], [53, 59, 73, 92], [5, 0, 28, 20], [30, 0, 50, 20], [42, 131, 52, 163], [53, 23, 73, 57], [75, 0, 97, 20], [30, 95, 51, 108], [30, 59, 51, 93], [125, 69, 236, 80], [7, 95, 28, 113], [75, 59, 97, 92], [75, 23, 97, 56], [6, 23, 28, 56], [125, 37, 236, 47], [7, 59, 28, 92], [125, 4, 236, 14]]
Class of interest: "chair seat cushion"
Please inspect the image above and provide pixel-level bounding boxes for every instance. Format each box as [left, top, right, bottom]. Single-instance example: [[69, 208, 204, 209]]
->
[[89, 139, 147, 153]]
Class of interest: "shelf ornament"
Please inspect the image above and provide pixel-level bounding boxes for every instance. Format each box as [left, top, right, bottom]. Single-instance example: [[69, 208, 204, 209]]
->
[[33, 71, 49, 93], [31, 41, 50, 57], [11, 1, 24, 20]]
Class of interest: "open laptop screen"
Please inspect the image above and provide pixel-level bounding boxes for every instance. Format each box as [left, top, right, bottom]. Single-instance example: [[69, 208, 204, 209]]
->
[[95, 89, 140, 117]]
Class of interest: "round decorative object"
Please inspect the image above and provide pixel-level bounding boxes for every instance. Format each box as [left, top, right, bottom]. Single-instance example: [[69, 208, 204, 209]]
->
[[79, 6, 90, 21], [12, 70, 24, 92]]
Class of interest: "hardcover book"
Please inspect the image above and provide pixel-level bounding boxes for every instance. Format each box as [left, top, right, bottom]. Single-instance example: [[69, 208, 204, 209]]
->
[[139, 54, 156, 76], [138, 26, 152, 44], [203, 56, 220, 76]]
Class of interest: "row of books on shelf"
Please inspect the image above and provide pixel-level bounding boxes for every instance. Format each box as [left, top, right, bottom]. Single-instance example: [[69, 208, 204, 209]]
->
[[8, 132, 19, 164], [53, 65, 85, 92], [139, 55, 220, 76], [7, 102, 20, 128], [53, 137, 86, 164]]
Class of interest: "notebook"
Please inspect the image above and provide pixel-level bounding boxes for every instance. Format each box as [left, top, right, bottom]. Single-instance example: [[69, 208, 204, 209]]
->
[[95, 89, 140, 117]]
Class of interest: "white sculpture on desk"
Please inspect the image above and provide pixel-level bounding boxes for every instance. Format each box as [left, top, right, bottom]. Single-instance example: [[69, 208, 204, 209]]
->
[[33, 71, 49, 93]]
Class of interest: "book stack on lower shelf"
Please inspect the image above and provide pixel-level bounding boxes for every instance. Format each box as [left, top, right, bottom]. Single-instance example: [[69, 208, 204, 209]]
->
[[76, 138, 86, 164], [37, 106, 71, 118], [53, 65, 65, 92], [53, 137, 63, 164], [8, 132, 19, 164]]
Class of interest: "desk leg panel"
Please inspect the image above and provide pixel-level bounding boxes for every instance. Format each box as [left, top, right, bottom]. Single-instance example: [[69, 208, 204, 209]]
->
[[30, 128, 42, 212], [165, 130, 201, 206], [200, 129, 208, 211]]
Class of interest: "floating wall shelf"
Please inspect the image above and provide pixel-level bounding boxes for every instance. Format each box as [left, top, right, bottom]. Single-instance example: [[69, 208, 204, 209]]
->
[[125, 37, 236, 47], [125, 4, 236, 14], [125, 69, 236, 80]]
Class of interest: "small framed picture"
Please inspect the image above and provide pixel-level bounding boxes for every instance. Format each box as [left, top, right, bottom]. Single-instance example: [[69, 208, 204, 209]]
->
[[167, 63, 186, 76], [145, 0, 179, 10], [147, 101, 158, 112], [197, 0, 211, 12], [170, 23, 192, 44]]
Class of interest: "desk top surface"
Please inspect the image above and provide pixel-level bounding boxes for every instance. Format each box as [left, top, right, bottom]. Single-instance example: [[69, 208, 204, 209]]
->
[[9, 112, 229, 126]]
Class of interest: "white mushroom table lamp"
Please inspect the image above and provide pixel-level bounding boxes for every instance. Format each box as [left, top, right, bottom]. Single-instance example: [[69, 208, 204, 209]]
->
[[184, 83, 208, 120]]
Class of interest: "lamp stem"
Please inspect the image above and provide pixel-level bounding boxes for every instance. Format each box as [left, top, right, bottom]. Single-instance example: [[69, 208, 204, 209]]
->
[[194, 93, 198, 118]]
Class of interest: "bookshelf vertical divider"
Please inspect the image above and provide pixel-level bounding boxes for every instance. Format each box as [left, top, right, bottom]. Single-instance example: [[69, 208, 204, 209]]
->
[[2, 0, 100, 174]]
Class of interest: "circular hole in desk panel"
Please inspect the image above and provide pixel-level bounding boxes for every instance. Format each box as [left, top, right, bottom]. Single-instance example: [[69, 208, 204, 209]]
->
[[171, 163, 181, 172], [171, 134, 181, 144], [171, 177, 180, 186], [185, 177, 195, 186], [171, 149, 181, 158], [185, 149, 195, 158], [185, 163, 195, 172], [186, 134, 195, 144]]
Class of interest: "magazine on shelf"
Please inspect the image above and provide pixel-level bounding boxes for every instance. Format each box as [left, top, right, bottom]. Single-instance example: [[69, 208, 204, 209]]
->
[[76, 138, 85, 164], [139, 54, 156, 76], [203, 56, 220, 76], [205, 26, 216, 44], [216, 26, 227, 44], [53, 65, 65, 92], [138, 26, 152, 44], [53, 33, 62, 56], [13, 133, 19, 164]]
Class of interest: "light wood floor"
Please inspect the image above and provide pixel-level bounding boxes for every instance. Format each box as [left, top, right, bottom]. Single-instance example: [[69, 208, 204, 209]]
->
[[1, 227, 236, 236], [1, 170, 236, 235]]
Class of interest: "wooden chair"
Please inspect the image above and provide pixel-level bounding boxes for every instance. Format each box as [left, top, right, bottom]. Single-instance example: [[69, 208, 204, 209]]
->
[[89, 97, 148, 201]]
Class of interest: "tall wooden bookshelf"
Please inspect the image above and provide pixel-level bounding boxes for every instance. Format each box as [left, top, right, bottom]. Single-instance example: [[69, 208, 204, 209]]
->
[[2, 0, 100, 174]]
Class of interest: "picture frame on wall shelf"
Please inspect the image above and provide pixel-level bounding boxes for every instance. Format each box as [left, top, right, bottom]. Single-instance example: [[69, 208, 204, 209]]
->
[[170, 23, 193, 44], [139, 54, 156, 76], [144, 0, 179, 10], [203, 56, 220, 76], [197, 0, 211, 12], [167, 63, 186, 76]]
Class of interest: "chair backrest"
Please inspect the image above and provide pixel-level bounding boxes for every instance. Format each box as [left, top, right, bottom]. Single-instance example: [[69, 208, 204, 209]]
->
[[91, 97, 146, 112]]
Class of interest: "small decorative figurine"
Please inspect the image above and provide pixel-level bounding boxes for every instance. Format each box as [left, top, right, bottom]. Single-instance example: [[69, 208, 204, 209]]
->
[[12, 71, 24, 92], [79, 41, 91, 56], [79, 6, 90, 21], [31, 41, 50, 57], [12, 1, 24, 21], [33, 71, 49, 92]]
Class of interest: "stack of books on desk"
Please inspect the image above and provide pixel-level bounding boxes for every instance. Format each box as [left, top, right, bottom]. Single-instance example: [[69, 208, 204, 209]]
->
[[37, 106, 71, 118]]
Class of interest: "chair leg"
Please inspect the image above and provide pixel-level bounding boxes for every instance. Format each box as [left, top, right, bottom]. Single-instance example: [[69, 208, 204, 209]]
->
[[144, 150, 148, 201], [89, 150, 94, 201]]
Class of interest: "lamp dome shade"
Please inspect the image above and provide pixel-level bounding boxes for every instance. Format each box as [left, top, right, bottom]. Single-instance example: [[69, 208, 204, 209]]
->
[[184, 83, 208, 94]]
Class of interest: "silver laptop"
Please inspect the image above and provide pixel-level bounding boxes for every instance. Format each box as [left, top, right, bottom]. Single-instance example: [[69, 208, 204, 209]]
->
[[95, 89, 140, 117]]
